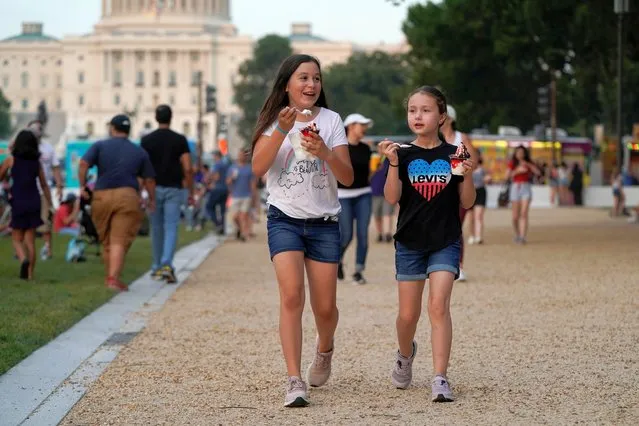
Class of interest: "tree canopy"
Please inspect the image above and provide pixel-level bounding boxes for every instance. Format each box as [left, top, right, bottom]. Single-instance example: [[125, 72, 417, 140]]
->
[[233, 35, 293, 144], [403, 0, 639, 136]]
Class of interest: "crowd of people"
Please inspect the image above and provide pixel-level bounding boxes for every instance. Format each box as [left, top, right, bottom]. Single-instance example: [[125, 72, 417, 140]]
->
[[0, 102, 269, 284], [2, 51, 637, 408]]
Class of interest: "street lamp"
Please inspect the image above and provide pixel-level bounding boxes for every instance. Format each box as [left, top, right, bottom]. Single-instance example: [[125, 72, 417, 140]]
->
[[614, 0, 629, 170]]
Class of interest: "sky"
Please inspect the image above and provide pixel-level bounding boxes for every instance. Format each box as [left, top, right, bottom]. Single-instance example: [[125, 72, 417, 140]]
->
[[0, 0, 423, 45]]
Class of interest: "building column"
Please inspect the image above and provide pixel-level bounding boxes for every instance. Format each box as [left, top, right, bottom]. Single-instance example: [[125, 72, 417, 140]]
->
[[220, 0, 228, 18]]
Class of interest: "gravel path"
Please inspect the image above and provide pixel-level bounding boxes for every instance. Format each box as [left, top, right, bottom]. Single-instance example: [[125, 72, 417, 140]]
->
[[62, 209, 639, 425]]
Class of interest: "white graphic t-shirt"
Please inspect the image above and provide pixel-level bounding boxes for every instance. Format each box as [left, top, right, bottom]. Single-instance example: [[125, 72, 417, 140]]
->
[[263, 107, 348, 219]]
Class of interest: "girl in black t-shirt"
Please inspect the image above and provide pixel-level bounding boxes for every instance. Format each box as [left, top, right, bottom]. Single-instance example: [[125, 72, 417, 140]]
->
[[379, 86, 476, 403]]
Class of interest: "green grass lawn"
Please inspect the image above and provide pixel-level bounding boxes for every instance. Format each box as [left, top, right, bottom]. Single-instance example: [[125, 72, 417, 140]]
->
[[0, 226, 207, 375]]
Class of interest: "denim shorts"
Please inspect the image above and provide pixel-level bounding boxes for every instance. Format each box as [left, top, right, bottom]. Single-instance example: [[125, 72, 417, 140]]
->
[[395, 239, 461, 281], [510, 182, 532, 201], [266, 205, 340, 263]]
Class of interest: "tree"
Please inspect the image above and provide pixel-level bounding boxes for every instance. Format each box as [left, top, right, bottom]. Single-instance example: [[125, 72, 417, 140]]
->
[[323, 51, 411, 135], [233, 35, 293, 144], [0, 89, 11, 139], [402, 0, 639, 136]]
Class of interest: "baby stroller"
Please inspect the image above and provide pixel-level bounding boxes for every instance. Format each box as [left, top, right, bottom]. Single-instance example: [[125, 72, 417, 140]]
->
[[77, 188, 101, 256]]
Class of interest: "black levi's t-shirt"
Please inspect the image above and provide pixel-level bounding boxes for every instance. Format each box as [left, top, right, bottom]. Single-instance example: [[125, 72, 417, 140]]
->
[[393, 142, 464, 252], [338, 142, 371, 189], [141, 128, 190, 188]]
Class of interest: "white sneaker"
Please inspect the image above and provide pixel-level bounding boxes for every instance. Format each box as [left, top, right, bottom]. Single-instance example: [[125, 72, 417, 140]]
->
[[467, 236, 476, 245], [284, 376, 309, 407], [456, 269, 467, 282]]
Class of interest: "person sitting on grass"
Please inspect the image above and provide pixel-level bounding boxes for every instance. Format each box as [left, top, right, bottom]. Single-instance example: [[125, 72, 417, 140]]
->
[[53, 193, 81, 237]]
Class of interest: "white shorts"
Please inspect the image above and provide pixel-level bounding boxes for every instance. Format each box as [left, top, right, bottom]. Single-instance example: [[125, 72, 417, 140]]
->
[[231, 197, 252, 213]]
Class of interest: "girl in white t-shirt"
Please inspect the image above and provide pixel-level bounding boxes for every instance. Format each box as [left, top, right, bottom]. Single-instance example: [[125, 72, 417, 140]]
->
[[251, 54, 353, 407]]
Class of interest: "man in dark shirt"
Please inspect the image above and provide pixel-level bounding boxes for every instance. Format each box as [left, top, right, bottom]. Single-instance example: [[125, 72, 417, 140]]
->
[[79, 114, 156, 292], [141, 105, 193, 283]]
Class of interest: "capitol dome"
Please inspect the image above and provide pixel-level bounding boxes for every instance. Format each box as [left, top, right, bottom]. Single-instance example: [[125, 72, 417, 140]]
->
[[96, 0, 233, 34]]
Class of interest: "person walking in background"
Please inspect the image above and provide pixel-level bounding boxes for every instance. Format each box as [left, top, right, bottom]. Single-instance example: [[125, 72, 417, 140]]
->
[[548, 161, 559, 206], [506, 145, 541, 244], [337, 113, 374, 285], [27, 120, 64, 260], [141, 105, 193, 283], [370, 146, 395, 243], [79, 114, 156, 292], [251, 54, 353, 407], [569, 163, 584, 206], [557, 161, 570, 205], [206, 150, 230, 235], [467, 156, 491, 244], [226, 149, 256, 242], [611, 167, 625, 217], [440, 105, 477, 281], [185, 164, 210, 231], [381, 86, 475, 403], [0, 130, 54, 280]]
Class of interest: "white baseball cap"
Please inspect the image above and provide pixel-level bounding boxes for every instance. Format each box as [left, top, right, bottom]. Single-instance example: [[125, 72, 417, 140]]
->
[[343, 113, 374, 128], [446, 105, 457, 122]]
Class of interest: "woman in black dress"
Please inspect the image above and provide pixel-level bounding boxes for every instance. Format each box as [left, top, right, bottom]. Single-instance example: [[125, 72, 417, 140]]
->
[[0, 130, 53, 280]]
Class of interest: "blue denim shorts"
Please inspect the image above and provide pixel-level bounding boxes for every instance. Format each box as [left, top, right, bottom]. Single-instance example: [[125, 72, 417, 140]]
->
[[510, 182, 532, 201], [395, 239, 461, 281], [266, 205, 340, 263]]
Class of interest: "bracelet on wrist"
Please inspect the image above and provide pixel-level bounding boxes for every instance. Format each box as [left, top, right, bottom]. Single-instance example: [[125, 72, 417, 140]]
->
[[389, 162, 399, 167], [275, 125, 288, 136]]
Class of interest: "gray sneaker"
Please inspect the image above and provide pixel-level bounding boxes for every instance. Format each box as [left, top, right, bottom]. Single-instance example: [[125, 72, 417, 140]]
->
[[284, 376, 309, 407], [431, 375, 454, 402], [391, 341, 417, 389], [306, 337, 334, 387]]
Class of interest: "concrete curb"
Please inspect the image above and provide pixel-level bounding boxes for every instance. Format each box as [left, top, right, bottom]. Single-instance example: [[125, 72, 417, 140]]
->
[[0, 234, 220, 426]]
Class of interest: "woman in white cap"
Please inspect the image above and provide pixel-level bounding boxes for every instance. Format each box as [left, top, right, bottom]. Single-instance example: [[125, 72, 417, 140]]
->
[[338, 113, 374, 285], [440, 105, 478, 282]]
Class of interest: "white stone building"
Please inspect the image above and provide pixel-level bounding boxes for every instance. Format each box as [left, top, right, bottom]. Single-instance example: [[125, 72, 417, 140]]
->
[[0, 0, 407, 154]]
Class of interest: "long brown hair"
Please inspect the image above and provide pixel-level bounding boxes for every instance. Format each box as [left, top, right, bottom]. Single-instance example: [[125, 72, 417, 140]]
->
[[251, 54, 328, 151]]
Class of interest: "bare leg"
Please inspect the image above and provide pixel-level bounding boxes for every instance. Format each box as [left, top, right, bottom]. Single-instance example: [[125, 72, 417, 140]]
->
[[519, 199, 531, 240], [466, 208, 475, 240], [428, 271, 455, 376], [374, 216, 382, 238], [383, 214, 394, 238], [108, 243, 127, 279], [613, 196, 620, 216], [11, 229, 26, 261], [511, 201, 521, 238], [24, 229, 37, 278], [474, 206, 485, 241], [239, 212, 250, 239], [306, 258, 339, 353], [396, 280, 426, 357], [43, 232, 52, 256], [273, 251, 306, 377]]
